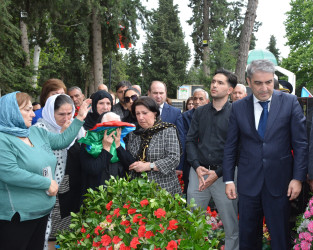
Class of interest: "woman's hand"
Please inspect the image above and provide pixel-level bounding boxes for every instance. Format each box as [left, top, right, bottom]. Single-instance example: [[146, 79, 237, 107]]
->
[[47, 180, 59, 196], [102, 130, 115, 152], [60, 120, 72, 133], [76, 99, 92, 121], [113, 128, 122, 148], [129, 161, 150, 172]]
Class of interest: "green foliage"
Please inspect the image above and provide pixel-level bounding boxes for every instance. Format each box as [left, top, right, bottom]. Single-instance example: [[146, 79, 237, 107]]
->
[[103, 52, 129, 91], [266, 35, 280, 64], [142, 0, 190, 98], [282, 0, 313, 95], [186, 66, 210, 88], [57, 174, 223, 249], [0, 0, 33, 95], [124, 48, 143, 87], [188, 0, 261, 75]]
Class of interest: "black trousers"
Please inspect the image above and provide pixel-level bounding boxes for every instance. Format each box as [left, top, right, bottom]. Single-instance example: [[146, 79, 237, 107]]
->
[[0, 213, 49, 250]]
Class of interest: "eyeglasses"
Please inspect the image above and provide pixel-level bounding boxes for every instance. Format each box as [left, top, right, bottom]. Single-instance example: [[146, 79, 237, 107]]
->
[[124, 94, 138, 103]]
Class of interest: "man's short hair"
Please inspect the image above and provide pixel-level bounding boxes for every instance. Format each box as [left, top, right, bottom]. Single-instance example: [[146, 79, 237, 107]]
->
[[68, 86, 83, 93], [214, 68, 237, 89], [148, 81, 167, 92], [246, 60, 276, 80], [235, 83, 247, 93], [115, 80, 132, 92], [193, 88, 209, 99]]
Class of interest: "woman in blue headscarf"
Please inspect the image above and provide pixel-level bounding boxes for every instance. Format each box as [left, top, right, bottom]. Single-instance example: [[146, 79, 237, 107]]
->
[[0, 92, 90, 250]]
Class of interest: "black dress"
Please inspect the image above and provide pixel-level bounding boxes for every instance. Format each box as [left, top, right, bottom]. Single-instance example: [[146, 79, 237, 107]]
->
[[79, 145, 126, 200]]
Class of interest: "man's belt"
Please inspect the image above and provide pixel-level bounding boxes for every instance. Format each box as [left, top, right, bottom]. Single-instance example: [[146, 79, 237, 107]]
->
[[202, 164, 220, 171]]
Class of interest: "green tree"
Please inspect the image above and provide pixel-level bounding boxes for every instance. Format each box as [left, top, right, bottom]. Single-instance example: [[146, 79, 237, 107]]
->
[[142, 0, 190, 98], [124, 48, 142, 86], [188, 0, 260, 82], [266, 35, 280, 63], [282, 0, 313, 95], [0, 0, 33, 95]]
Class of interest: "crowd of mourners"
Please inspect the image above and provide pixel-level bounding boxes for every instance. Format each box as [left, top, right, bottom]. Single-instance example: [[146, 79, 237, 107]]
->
[[0, 59, 311, 250]]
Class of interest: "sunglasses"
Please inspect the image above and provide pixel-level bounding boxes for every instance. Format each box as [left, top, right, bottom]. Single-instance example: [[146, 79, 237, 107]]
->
[[124, 94, 138, 103]]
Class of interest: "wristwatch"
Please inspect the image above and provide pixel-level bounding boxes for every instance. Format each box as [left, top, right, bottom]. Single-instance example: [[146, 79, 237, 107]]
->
[[150, 162, 155, 171]]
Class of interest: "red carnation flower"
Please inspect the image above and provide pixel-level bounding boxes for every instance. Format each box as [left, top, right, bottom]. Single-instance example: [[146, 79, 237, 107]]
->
[[167, 219, 178, 230], [140, 199, 149, 207], [139, 218, 146, 225], [106, 201, 113, 210], [101, 234, 112, 246], [94, 225, 103, 235], [80, 225, 86, 233], [154, 208, 166, 218], [138, 225, 146, 237], [211, 210, 217, 218], [92, 241, 101, 247], [125, 226, 132, 234], [165, 240, 178, 250], [113, 235, 122, 244], [157, 224, 165, 234], [133, 214, 143, 223], [145, 230, 155, 239], [120, 220, 131, 227], [113, 208, 120, 217], [128, 208, 137, 214], [86, 234, 90, 239], [123, 203, 131, 209], [120, 243, 131, 250], [130, 237, 140, 249], [106, 214, 113, 223]]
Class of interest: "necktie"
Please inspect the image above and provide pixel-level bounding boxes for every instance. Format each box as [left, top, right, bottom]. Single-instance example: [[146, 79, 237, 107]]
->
[[258, 101, 269, 138]]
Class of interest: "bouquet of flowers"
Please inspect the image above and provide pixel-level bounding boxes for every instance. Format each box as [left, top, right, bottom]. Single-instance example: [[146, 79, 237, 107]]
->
[[262, 222, 271, 249], [56, 173, 224, 249], [294, 196, 313, 249]]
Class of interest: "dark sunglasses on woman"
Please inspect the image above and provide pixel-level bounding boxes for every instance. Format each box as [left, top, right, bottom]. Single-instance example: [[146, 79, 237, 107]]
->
[[124, 95, 138, 103]]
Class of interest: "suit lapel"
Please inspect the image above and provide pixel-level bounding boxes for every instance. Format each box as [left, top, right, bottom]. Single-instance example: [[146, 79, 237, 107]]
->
[[246, 95, 260, 138], [265, 90, 282, 138]]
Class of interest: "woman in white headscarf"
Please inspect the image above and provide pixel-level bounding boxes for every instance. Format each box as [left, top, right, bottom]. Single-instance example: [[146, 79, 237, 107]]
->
[[34, 94, 85, 249]]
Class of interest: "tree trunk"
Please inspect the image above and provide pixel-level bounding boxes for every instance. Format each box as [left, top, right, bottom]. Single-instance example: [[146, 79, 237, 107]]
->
[[203, 0, 210, 77], [20, 19, 30, 66], [88, 63, 95, 96], [235, 0, 258, 84], [31, 45, 41, 88], [92, 7, 103, 91]]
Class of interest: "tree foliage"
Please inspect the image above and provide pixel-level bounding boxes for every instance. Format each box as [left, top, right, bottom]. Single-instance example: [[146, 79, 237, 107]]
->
[[282, 0, 313, 94], [124, 48, 143, 87], [142, 0, 190, 98], [266, 35, 280, 64], [0, 0, 33, 95], [188, 0, 260, 81]]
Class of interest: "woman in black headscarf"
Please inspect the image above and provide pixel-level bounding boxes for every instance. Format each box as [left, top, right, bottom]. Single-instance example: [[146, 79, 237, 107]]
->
[[83, 90, 113, 130]]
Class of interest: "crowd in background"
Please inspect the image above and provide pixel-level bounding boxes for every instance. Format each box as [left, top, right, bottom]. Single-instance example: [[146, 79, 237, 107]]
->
[[0, 59, 311, 250]]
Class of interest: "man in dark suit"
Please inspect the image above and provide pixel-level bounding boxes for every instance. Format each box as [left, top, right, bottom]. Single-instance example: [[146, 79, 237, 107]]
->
[[148, 81, 185, 173], [223, 59, 308, 250]]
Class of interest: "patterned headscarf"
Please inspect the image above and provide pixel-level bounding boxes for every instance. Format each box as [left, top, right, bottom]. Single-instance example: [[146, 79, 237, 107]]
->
[[0, 91, 30, 137]]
